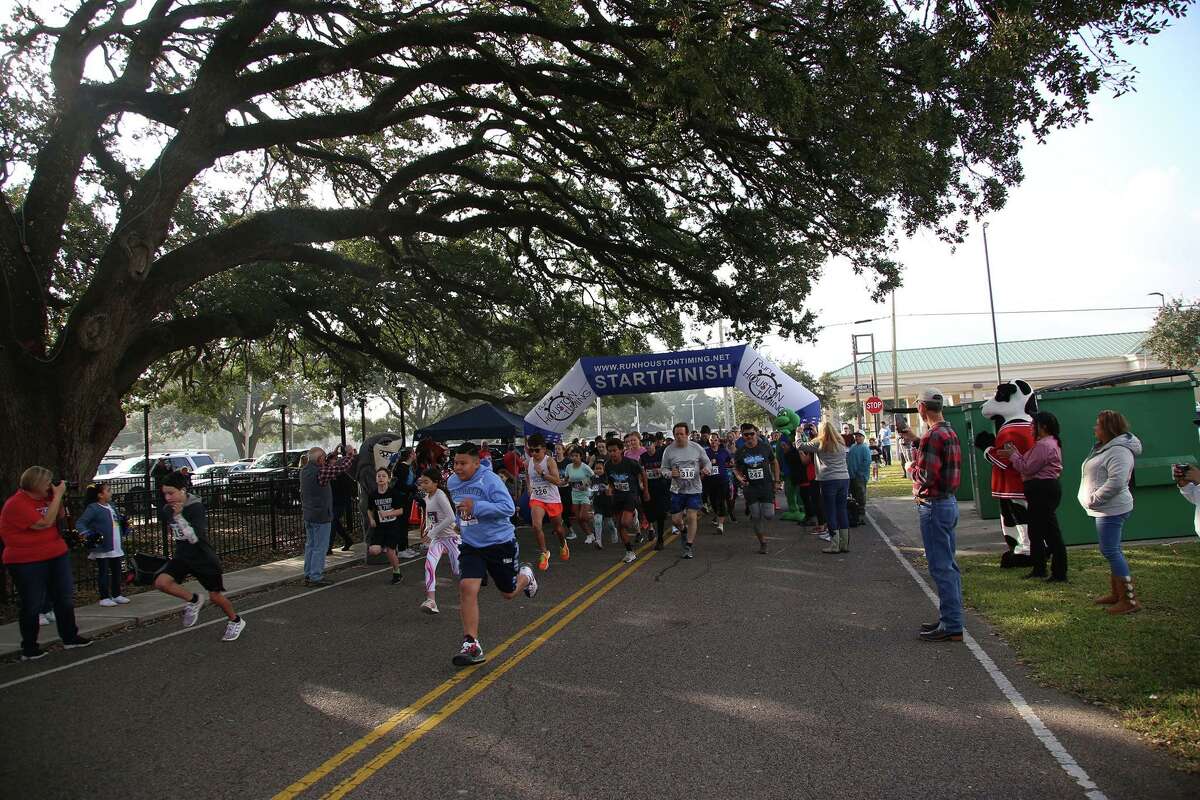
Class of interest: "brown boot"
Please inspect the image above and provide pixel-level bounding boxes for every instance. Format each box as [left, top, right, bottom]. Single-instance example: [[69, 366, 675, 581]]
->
[[1108, 576, 1141, 615], [1093, 575, 1119, 605]]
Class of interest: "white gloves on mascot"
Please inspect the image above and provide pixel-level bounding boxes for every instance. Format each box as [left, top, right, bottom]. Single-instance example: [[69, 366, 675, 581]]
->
[[973, 380, 1037, 568]]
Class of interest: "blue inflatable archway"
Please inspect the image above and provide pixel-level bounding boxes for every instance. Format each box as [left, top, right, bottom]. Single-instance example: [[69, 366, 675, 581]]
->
[[524, 345, 821, 439]]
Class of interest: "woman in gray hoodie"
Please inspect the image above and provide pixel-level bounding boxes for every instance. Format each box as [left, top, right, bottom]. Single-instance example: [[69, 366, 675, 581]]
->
[[1077, 410, 1142, 614]]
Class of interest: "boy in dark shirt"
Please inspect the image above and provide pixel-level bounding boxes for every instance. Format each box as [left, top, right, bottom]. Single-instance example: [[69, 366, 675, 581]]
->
[[603, 439, 649, 563], [154, 472, 245, 641]]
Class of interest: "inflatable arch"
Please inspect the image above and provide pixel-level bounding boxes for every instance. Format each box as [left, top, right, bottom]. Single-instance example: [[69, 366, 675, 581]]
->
[[524, 345, 822, 439]]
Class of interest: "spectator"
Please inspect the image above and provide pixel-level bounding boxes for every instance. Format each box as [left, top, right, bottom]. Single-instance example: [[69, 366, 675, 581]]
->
[[847, 431, 872, 527], [1006, 411, 1067, 582], [1174, 463, 1200, 538], [2, 467, 93, 659], [1078, 410, 1142, 614], [880, 423, 893, 466], [328, 444, 356, 554], [300, 445, 357, 587], [905, 388, 963, 642], [177, 466, 193, 488], [501, 444, 526, 501], [868, 437, 882, 481], [841, 422, 855, 447], [797, 420, 850, 554], [150, 457, 170, 509], [387, 448, 420, 559], [76, 482, 131, 606]]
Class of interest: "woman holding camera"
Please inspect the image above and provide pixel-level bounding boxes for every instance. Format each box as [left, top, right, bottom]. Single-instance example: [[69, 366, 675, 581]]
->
[[0, 467, 91, 660]]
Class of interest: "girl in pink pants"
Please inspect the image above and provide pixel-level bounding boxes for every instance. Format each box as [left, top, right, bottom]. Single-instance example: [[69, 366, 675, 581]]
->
[[417, 469, 460, 614]]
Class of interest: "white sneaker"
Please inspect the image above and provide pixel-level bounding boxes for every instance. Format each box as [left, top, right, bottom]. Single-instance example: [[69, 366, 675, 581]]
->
[[398, 548, 421, 559], [113, 595, 131, 605], [520, 563, 538, 599], [182, 593, 205, 627], [421, 598, 439, 614], [818, 532, 833, 542], [716, 523, 725, 535], [98, 598, 118, 607], [609, 531, 620, 545], [584, 534, 596, 545], [38, 613, 51, 626], [221, 617, 246, 641], [566, 531, 577, 541], [622, 550, 637, 564]]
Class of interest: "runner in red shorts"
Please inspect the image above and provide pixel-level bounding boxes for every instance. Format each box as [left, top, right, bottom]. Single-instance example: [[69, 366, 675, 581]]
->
[[526, 433, 568, 571]]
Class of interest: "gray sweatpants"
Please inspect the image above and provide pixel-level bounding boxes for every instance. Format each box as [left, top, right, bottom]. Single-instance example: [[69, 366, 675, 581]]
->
[[748, 501, 774, 536]]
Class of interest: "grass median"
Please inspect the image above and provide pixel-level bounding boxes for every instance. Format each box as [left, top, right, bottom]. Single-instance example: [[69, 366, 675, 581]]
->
[[959, 540, 1200, 772]]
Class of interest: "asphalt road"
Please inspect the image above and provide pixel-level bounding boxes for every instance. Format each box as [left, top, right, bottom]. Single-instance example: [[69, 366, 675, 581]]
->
[[2, 504, 1196, 800]]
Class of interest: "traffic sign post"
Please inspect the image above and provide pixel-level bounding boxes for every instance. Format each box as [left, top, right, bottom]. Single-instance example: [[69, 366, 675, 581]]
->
[[864, 396, 884, 415]]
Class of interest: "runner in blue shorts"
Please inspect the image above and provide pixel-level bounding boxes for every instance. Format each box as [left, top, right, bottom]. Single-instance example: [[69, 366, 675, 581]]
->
[[660, 422, 712, 559]]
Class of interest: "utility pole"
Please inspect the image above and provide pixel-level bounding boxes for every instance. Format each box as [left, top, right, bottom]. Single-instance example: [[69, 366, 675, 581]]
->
[[595, 397, 602, 437], [337, 385, 347, 449], [243, 343, 252, 458], [851, 335, 862, 431], [634, 398, 640, 432], [279, 404, 288, 456], [891, 291, 899, 416], [982, 222, 1002, 385]]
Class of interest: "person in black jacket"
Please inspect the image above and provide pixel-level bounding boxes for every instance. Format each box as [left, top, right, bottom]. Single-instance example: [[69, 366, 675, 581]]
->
[[154, 472, 245, 641], [327, 444, 356, 554]]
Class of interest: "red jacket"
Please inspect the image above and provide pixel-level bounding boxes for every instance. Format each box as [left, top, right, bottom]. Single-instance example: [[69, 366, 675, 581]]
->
[[0, 491, 68, 564], [984, 421, 1035, 500]]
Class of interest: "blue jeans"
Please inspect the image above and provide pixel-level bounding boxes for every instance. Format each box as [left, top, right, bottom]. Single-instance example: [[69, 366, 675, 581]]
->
[[918, 497, 963, 634], [1095, 513, 1131, 576], [8, 553, 80, 654], [820, 478, 850, 530], [304, 522, 332, 581]]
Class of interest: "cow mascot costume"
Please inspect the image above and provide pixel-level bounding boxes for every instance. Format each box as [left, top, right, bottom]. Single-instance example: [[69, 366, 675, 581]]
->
[[973, 380, 1037, 568]]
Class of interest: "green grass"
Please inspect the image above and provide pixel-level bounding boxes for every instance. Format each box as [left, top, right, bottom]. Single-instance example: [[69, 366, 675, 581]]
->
[[867, 463, 914, 498], [959, 541, 1200, 771]]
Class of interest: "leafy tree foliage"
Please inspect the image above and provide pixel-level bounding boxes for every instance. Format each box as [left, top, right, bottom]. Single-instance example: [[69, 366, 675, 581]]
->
[[0, 0, 1186, 485], [1145, 298, 1200, 370]]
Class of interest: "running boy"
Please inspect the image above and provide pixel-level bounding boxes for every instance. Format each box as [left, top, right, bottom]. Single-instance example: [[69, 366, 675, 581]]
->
[[448, 442, 537, 666], [526, 433, 568, 570], [733, 424, 781, 554], [154, 472, 245, 641], [366, 467, 409, 585], [417, 468, 460, 614], [660, 422, 712, 559], [603, 439, 649, 563]]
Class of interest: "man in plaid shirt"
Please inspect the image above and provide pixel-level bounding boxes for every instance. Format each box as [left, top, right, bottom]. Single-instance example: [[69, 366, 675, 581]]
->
[[904, 388, 964, 642]]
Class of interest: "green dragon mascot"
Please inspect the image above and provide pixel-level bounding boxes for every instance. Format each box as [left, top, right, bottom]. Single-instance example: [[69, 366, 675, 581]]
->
[[772, 408, 804, 521]]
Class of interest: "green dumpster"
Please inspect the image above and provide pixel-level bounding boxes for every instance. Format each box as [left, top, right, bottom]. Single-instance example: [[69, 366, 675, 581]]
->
[[954, 377, 1198, 545], [942, 405, 975, 503]]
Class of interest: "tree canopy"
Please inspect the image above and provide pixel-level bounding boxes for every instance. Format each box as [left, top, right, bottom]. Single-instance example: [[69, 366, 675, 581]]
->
[[1145, 298, 1200, 370], [0, 0, 1187, 483]]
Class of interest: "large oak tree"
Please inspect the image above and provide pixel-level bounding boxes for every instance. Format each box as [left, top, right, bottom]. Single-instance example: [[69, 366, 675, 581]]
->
[[0, 0, 1186, 489]]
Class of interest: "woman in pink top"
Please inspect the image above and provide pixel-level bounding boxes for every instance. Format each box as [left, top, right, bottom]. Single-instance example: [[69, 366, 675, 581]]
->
[[1004, 411, 1066, 581]]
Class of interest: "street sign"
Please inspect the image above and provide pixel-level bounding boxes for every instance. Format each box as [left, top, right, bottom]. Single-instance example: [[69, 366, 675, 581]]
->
[[864, 396, 884, 414]]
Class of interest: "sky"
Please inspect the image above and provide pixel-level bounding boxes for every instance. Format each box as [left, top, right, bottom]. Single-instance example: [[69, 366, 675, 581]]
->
[[740, 10, 1200, 377]]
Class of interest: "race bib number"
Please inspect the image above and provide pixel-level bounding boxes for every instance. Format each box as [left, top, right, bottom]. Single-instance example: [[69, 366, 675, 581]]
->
[[169, 522, 187, 541], [747, 467, 765, 481], [532, 484, 556, 500], [459, 515, 478, 527], [678, 467, 696, 480], [614, 480, 630, 493], [646, 468, 662, 480]]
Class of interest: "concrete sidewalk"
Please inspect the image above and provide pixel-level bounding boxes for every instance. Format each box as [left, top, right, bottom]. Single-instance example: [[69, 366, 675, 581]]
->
[[0, 545, 370, 657]]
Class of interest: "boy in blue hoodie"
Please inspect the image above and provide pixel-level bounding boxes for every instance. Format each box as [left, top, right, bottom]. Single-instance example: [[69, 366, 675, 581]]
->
[[448, 442, 538, 666]]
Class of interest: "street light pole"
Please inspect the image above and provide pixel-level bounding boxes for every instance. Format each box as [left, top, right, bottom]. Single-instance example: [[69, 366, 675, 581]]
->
[[1148, 291, 1165, 308], [398, 386, 408, 447], [685, 394, 697, 431], [891, 291, 899, 416], [279, 404, 288, 457], [982, 222, 1003, 385], [359, 398, 367, 441], [337, 385, 347, 449]]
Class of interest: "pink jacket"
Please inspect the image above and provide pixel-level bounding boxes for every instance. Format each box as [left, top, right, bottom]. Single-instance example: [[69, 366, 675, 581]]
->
[[1008, 436, 1062, 481]]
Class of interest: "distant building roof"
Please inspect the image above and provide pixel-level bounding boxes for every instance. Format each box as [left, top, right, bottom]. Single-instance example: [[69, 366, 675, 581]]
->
[[828, 331, 1148, 379]]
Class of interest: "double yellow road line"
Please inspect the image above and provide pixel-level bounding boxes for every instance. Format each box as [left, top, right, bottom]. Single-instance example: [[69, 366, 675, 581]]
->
[[274, 536, 673, 800]]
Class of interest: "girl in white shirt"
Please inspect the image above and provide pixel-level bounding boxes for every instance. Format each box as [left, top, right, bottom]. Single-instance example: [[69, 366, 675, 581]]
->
[[417, 469, 461, 614]]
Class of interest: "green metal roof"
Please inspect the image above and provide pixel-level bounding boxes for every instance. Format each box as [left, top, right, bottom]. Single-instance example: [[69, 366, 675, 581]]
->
[[828, 331, 1148, 379]]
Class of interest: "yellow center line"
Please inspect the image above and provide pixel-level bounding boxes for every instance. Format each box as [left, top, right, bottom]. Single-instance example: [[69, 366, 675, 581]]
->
[[319, 538, 670, 800], [273, 537, 670, 799]]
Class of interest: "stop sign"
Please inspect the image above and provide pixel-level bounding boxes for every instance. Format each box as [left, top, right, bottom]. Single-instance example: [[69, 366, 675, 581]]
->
[[864, 396, 884, 414]]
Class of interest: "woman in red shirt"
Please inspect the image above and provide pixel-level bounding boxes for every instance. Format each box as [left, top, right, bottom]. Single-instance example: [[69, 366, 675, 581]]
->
[[0, 466, 91, 660]]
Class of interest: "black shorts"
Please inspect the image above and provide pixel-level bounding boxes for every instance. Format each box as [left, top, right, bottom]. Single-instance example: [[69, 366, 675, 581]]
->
[[458, 539, 520, 594], [368, 523, 408, 550], [608, 494, 639, 513], [162, 557, 224, 593]]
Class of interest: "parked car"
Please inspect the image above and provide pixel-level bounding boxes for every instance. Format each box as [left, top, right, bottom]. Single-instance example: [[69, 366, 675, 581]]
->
[[104, 451, 217, 481], [190, 461, 251, 486], [228, 450, 307, 506], [92, 460, 121, 479]]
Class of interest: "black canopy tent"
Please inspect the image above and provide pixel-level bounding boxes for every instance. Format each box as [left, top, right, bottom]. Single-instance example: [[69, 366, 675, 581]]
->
[[413, 403, 526, 442]]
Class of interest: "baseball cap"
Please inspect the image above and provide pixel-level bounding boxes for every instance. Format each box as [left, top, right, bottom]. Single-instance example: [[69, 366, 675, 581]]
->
[[918, 388, 944, 404]]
